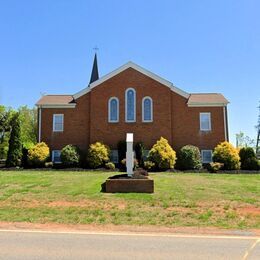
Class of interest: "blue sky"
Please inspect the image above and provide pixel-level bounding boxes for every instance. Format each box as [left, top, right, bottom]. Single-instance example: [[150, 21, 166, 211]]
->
[[0, 0, 259, 145]]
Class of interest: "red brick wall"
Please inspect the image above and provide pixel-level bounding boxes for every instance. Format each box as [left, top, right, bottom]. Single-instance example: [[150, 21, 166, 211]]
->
[[40, 68, 226, 152]]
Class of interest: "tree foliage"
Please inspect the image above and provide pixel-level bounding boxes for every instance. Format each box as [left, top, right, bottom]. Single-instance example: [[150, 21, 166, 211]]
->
[[6, 112, 22, 167], [18, 106, 37, 148]]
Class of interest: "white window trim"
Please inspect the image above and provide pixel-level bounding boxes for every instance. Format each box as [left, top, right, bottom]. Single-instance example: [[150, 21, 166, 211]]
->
[[52, 150, 61, 163], [53, 114, 64, 132], [201, 150, 213, 163], [108, 97, 119, 123], [142, 96, 153, 122], [125, 88, 136, 123], [200, 112, 211, 131]]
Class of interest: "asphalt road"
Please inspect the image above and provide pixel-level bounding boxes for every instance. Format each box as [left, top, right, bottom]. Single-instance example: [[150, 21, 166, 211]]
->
[[0, 230, 259, 260]]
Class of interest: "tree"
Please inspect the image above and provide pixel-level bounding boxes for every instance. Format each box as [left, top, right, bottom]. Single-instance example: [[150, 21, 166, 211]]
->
[[235, 131, 255, 148], [0, 106, 14, 159], [6, 112, 22, 167], [18, 106, 37, 148]]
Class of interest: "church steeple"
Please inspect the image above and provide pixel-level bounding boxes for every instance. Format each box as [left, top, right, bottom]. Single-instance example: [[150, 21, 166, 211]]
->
[[89, 53, 99, 84]]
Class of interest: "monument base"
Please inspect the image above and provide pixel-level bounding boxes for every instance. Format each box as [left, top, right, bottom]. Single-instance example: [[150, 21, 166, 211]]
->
[[103, 174, 154, 193]]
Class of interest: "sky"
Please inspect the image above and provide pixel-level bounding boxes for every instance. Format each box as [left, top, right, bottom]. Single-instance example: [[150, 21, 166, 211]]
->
[[0, 0, 259, 145]]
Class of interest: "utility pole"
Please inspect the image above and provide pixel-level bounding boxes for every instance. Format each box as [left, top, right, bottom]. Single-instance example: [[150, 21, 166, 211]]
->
[[256, 103, 260, 156]]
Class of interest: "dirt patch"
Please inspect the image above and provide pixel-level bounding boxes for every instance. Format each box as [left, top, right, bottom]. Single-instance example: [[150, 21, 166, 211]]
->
[[237, 206, 260, 216]]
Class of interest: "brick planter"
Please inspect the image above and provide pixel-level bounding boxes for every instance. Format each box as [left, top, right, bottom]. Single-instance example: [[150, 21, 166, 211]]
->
[[105, 177, 154, 193]]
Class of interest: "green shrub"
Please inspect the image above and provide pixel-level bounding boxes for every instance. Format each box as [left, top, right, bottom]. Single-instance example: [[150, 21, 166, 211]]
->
[[207, 162, 224, 173], [144, 160, 155, 170], [117, 140, 126, 166], [60, 144, 80, 167], [87, 142, 110, 168], [213, 141, 240, 170], [239, 147, 259, 170], [148, 137, 176, 170], [134, 142, 145, 167], [28, 142, 50, 167], [176, 145, 202, 170], [6, 112, 22, 167], [105, 162, 116, 170]]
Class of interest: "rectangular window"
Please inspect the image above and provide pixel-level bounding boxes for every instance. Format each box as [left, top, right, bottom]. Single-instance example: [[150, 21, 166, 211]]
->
[[53, 114, 64, 132], [201, 150, 213, 163], [110, 150, 119, 163], [52, 150, 61, 163], [200, 113, 211, 131]]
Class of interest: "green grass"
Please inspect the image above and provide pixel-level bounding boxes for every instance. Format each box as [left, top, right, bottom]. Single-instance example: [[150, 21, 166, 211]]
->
[[0, 170, 259, 229]]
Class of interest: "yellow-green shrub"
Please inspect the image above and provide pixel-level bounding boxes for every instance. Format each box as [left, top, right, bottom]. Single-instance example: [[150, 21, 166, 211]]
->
[[28, 142, 50, 167], [213, 141, 240, 170], [148, 137, 176, 170], [87, 142, 110, 168]]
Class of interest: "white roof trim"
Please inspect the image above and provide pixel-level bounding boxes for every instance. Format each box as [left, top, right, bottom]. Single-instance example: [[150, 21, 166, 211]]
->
[[36, 104, 76, 108], [188, 103, 228, 107], [73, 61, 189, 99]]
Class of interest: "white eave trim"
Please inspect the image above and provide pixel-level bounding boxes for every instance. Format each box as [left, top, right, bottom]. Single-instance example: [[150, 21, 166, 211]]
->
[[187, 103, 228, 107], [73, 61, 189, 100], [36, 104, 76, 108]]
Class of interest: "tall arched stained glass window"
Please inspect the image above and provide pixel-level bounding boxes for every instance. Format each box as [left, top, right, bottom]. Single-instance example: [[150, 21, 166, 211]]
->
[[125, 88, 136, 122], [142, 96, 153, 122], [108, 97, 119, 122]]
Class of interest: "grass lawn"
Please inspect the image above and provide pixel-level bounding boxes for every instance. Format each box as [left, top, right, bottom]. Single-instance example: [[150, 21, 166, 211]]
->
[[0, 170, 259, 229]]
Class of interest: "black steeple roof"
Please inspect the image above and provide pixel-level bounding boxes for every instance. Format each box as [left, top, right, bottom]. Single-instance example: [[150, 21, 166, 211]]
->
[[89, 53, 99, 84]]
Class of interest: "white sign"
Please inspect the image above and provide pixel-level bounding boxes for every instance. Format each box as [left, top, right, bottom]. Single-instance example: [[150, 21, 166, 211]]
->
[[126, 133, 134, 177]]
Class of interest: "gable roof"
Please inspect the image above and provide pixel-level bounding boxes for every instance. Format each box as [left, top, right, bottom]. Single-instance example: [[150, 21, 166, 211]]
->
[[73, 61, 190, 99], [187, 93, 229, 107], [36, 95, 76, 108]]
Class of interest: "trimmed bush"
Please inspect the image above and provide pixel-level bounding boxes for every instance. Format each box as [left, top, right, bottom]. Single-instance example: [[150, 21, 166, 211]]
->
[[134, 142, 145, 167], [105, 162, 116, 170], [207, 162, 224, 173], [239, 147, 259, 170], [213, 141, 240, 170], [117, 140, 126, 166], [60, 145, 80, 167], [87, 142, 110, 168], [28, 142, 50, 167], [176, 145, 202, 170], [6, 112, 22, 167], [148, 137, 176, 170]]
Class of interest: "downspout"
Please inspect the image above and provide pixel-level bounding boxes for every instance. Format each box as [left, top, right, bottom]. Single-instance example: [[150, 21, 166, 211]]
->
[[223, 106, 229, 142], [38, 106, 42, 142]]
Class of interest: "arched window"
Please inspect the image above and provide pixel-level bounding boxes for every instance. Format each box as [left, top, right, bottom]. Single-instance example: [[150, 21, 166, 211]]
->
[[142, 96, 153, 122], [108, 97, 119, 122], [125, 88, 136, 122]]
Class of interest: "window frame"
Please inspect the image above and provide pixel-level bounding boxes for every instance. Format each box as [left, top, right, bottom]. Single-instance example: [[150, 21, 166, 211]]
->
[[52, 150, 61, 163], [200, 112, 211, 131], [142, 96, 153, 122], [53, 114, 64, 132], [125, 88, 136, 123], [201, 150, 213, 163], [108, 97, 119, 123]]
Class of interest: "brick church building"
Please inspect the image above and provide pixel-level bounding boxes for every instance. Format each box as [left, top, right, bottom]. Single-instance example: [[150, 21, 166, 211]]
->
[[36, 54, 229, 164]]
